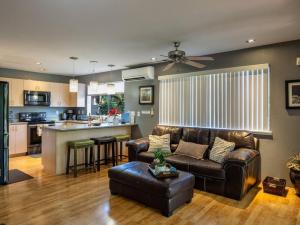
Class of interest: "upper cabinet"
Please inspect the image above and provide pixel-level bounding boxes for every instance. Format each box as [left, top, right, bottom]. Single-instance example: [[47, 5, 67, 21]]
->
[[0, 77, 24, 107], [0, 77, 86, 108], [51, 82, 86, 108], [69, 83, 86, 107], [24, 80, 51, 92]]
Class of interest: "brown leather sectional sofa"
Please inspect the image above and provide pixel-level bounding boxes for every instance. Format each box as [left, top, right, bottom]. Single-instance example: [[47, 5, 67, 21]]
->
[[127, 125, 261, 200]]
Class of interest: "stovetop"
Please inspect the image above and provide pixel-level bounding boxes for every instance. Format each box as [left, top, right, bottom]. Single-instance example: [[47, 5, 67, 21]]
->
[[19, 112, 55, 125]]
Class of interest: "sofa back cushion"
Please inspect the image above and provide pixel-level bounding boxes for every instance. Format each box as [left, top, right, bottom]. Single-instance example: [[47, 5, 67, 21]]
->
[[182, 127, 210, 145], [152, 125, 183, 146], [209, 129, 255, 150]]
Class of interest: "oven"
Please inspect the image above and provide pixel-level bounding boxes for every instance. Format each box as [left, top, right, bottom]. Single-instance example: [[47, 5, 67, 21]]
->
[[19, 112, 54, 154], [24, 90, 51, 106]]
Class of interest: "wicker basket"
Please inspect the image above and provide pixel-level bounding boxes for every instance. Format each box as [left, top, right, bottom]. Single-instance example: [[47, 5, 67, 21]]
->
[[263, 176, 286, 196]]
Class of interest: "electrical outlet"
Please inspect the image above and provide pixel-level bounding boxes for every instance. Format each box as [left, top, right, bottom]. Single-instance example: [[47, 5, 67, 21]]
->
[[297, 57, 300, 66]]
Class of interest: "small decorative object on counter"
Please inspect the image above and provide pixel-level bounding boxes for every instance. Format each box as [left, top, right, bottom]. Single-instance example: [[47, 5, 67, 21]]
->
[[287, 153, 300, 196], [263, 176, 287, 196]]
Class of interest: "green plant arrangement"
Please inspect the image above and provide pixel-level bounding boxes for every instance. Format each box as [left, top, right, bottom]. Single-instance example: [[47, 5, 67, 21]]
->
[[153, 149, 170, 166], [287, 153, 300, 171]]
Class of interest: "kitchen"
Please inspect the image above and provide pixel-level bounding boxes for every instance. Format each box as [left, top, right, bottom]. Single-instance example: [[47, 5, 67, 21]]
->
[[0, 72, 138, 182]]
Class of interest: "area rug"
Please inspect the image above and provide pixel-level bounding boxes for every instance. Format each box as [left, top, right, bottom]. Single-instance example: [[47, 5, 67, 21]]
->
[[8, 169, 33, 184]]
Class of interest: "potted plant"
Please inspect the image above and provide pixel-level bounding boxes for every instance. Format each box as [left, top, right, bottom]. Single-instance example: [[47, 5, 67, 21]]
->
[[287, 153, 300, 196]]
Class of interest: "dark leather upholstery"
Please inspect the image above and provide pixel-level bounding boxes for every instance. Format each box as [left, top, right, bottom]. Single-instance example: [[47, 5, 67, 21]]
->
[[152, 125, 183, 148], [108, 161, 194, 217], [209, 130, 256, 150], [127, 125, 261, 200], [91, 136, 116, 145]]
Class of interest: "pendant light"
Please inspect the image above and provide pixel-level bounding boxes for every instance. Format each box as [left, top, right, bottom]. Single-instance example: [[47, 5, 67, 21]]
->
[[107, 64, 116, 95], [69, 56, 79, 93], [89, 60, 99, 93]]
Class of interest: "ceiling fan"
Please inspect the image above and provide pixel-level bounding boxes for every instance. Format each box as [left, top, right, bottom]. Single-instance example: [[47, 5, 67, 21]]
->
[[161, 42, 214, 71]]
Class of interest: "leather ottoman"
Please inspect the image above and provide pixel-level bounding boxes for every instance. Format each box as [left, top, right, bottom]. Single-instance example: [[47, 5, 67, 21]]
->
[[108, 161, 195, 217]]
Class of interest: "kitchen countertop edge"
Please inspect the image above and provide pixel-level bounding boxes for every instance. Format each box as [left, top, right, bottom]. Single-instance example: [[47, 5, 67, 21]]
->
[[44, 123, 137, 132]]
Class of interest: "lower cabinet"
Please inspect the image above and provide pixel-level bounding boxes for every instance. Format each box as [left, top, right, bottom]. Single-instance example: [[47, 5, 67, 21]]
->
[[9, 124, 27, 156]]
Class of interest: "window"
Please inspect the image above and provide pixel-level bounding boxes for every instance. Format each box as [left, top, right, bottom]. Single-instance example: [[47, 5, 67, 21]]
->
[[159, 64, 270, 133], [87, 81, 125, 115]]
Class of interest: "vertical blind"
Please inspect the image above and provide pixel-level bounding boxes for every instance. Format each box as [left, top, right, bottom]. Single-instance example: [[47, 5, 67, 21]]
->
[[159, 64, 270, 133]]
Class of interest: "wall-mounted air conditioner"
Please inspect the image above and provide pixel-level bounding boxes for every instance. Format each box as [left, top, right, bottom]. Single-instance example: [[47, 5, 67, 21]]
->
[[121, 66, 154, 81]]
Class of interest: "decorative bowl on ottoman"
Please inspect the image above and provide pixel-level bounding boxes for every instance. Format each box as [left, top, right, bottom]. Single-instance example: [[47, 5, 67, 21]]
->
[[108, 161, 195, 217]]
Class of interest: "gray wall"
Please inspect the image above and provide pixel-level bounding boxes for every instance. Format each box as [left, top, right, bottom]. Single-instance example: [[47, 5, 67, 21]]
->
[[0, 68, 71, 83], [81, 40, 300, 185], [0, 68, 74, 120]]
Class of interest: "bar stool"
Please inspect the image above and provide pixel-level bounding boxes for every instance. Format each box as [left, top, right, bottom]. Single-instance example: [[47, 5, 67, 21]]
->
[[112, 134, 130, 163], [66, 139, 95, 177], [90, 136, 116, 171]]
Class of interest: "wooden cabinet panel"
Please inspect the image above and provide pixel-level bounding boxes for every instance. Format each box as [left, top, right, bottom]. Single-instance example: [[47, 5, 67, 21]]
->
[[15, 124, 27, 154], [10, 79, 24, 107], [69, 83, 86, 107], [9, 125, 16, 155], [50, 83, 70, 107], [0, 77, 24, 107], [24, 80, 51, 92], [9, 124, 27, 155]]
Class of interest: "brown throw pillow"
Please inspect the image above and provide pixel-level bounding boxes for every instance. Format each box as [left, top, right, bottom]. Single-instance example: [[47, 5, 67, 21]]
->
[[175, 140, 208, 159]]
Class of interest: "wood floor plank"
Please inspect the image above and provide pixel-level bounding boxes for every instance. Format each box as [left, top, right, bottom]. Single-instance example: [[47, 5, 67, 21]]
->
[[1, 156, 299, 225]]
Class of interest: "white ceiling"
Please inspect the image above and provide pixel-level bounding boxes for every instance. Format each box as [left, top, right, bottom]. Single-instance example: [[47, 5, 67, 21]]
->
[[0, 0, 299, 76]]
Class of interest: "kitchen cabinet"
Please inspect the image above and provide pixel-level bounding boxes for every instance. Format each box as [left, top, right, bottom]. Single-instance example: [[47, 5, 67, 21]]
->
[[0, 77, 24, 107], [69, 83, 86, 107], [50, 83, 71, 107], [24, 80, 51, 92], [9, 124, 27, 155]]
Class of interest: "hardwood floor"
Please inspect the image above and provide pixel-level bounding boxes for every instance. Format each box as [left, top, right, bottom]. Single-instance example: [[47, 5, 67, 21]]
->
[[1, 156, 300, 225]]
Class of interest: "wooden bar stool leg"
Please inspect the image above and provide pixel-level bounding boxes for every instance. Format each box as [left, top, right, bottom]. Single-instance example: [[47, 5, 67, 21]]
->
[[104, 144, 108, 165], [112, 142, 115, 166], [74, 148, 78, 177], [120, 141, 123, 161], [85, 148, 88, 168], [66, 146, 71, 175], [91, 146, 96, 172], [97, 145, 101, 171], [115, 142, 118, 166]]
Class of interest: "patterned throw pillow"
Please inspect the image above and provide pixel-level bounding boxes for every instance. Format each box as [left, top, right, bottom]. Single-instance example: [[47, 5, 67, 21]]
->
[[209, 137, 235, 163], [148, 134, 171, 153], [175, 140, 208, 159]]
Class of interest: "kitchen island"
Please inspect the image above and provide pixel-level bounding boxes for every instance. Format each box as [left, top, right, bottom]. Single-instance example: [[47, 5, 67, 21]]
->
[[42, 123, 135, 175]]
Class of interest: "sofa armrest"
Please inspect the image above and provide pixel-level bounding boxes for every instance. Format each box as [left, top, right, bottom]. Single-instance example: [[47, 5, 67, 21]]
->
[[223, 148, 259, 167], [126, 137, 149, 161], [223, 148, 261, 200]]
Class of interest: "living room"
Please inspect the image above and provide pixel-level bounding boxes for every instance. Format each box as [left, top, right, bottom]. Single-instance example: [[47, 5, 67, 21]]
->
[[1, 1, 300, 225]]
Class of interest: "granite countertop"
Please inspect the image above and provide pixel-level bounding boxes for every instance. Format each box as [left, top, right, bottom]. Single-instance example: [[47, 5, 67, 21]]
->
[[44, 123, 136, 131], [9, 121, 28, 125]]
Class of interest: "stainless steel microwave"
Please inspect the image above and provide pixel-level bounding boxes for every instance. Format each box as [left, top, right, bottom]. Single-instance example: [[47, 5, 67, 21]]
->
[[24, 90, 51, 106]]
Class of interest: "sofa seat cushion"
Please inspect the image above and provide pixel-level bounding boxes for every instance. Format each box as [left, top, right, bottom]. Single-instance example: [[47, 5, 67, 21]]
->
[[189, 160, 225, 180], [166, 154, 195, 171], [166, 155, 225, 179], [137, 152, 155, 163]]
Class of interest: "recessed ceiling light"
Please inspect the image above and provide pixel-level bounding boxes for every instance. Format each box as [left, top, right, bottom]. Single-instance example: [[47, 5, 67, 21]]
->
[[246, 39, 255, 44], [36, 62, 41, 65], [151, 57, 157, 61]]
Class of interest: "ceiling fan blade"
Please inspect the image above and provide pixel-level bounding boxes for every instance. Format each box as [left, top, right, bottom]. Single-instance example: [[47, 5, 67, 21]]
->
[[186, 56, 214, 61], [184, 60, 206, 69], [160, 55, 169, 58], [162, 62, 175, 71]]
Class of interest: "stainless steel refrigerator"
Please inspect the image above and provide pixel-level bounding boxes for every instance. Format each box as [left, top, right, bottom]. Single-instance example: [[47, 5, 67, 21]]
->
[[0, 81, 9, 184]]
